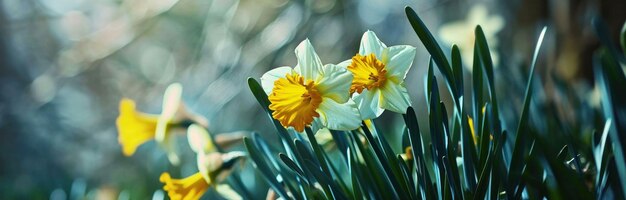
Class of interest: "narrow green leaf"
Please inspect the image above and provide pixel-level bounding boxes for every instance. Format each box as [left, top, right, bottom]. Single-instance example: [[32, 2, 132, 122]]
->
[[459, 96, 478, 192], [451, 45, 464, 103], [304, 127, 333, 179], [405, 6, 457, 97], [472, 40, 484, 156], [350, 130, 398, 199], [403, 107, 434, 199], [442, 156, 462, 199], [556, 145, 569, 162], [475, 132, 506, 200], [301, 159, 337, 200], [475, 25, 500, 133], [247, 78, 298, 160], [425, 58, 434, 105], [243, 137, 290, 198], [279, 153, 307, 182], [507, 27, 547, 198], [370, 120, 415, 199], [359, 123, 408, 199], [397, 155, 420, 200]]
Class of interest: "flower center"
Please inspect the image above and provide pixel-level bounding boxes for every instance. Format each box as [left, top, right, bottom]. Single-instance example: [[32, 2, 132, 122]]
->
[[268, 73, 322, 132], [347, 53, 387, 94]]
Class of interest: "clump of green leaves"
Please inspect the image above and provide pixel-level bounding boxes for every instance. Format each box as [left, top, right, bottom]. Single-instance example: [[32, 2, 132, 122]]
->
[[245, 6, 626, 199]]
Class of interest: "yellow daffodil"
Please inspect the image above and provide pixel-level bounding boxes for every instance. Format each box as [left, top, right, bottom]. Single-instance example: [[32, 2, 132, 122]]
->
[[260, 39, 361, 132], [116, 83, 208, 165], [160, 151, 246, 200], [159, 172, 209, 200], [116, 98, 159, 156], [438, 4, 503, 69], [341, 31, 416, 119]]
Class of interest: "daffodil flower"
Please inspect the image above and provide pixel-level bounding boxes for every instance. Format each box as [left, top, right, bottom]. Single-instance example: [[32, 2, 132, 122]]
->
[[159, 124, 245, 200], [160, 151, 246, 200], [438, 4, 504, 69], [261, 39, 361, 132], [341, 31, 416, 119], [116, 83, 208, 165]]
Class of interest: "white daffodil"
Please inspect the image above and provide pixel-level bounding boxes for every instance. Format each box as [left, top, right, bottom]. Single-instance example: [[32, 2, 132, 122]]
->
[[260, 39, 361, 132], [116, 83, 208, 165], [341, 31, 416, 120], [438, 4, 504, 69]]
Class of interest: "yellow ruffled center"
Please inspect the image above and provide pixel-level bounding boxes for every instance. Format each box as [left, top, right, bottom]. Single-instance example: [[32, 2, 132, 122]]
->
[[160, 172, 210, 200], [268, 72, 322, 132], [116, 98, 159, 156], [347, 53, 388, 94]]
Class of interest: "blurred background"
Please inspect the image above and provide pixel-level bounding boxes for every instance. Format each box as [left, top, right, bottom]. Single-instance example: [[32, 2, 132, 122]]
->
[[0, 0, 624, 199]]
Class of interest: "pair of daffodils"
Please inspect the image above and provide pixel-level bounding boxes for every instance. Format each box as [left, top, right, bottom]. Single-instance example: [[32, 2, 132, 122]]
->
[[261, 31, 416, 132], [116, 83, 245, 200]]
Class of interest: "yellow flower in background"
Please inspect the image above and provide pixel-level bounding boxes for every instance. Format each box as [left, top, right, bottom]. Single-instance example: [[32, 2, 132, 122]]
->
[[160, 151, 246, 200], [117, 98, 159, 156], [160, 172, 209, 200], [341, 31, 416, 119], [116, 83, 208, 165], [438, 4, 504, 69], [261, 39, 361, 132]]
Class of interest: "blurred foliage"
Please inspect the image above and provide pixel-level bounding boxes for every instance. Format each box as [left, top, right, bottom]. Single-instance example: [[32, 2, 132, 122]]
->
[[0, 0, 625, 199]]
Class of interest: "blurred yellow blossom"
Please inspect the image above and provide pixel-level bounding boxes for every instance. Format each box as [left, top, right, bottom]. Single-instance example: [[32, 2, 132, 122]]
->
[[116, 83, 208, 165], [160, 151, 246, 200], [116, 98, 159, 156], [159, 172, 208, 200]]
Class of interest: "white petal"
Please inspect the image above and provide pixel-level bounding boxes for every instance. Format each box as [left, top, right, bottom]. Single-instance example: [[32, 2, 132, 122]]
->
[[316, 98, 361, 131], [352, 89, 384, 120], [337, 59, 351, 68], [156, 83, 183, 142], [260, 66, 292, 95], [161, 83, 183, 120], [359, 31, 387, 59], [295, 39, 323, 81], [316, 64, 353, 103], [187, 124, 215, 153], [382, 45, 416, 80], [379, 82, 411, 114]]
